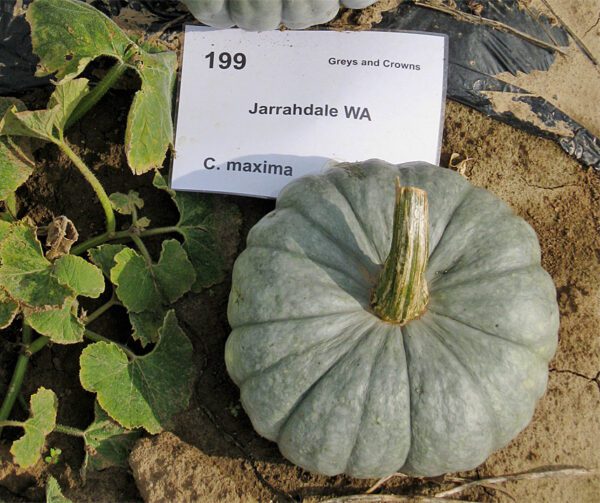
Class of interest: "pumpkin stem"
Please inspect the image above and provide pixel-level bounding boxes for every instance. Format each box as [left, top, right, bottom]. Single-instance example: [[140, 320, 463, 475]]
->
[[371, 179, 429, 324]]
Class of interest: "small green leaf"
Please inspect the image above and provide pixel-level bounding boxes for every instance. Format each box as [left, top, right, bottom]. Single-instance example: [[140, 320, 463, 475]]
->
[[0, 290, 18, 329], [82, 402, 142, 474], [153, 240, 196, 303], [153, 173, 233, 291], [130, 308, 165, 347], [111, 248, 162, 313], [25, 298, 84, 344], [53, 255, 104, 298], [11, 388, 57, 468], [88, 244, 127, 278], [0, 79, 89, 143], [44, 447, 62, 465], [135, 216, 151, 231], [46, 476, 72, 503], [27, 0, 177, 174], [109, 191, 144, 215], [111, 240, 195, 313], [80, 311, 194, 433]]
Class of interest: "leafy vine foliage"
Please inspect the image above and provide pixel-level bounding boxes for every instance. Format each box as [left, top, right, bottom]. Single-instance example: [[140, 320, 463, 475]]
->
[[0, 0, 222, 494]]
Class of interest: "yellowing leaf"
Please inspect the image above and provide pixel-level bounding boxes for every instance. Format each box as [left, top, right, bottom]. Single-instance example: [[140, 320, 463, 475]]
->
[[11, 388, 57, 468], [25, 298, 84, 344], [46, 476, 72, 503], [0, 222, 104, 343], [0, 79, 89, 143], [0, 222, 71, 308], [0, 290, 18, 329], [80, 311, 194, 434], [27, 0, 177, 174], [0, 98, 35, 202]]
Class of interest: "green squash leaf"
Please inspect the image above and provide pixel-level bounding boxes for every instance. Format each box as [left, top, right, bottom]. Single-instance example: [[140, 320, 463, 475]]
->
[[124, 50, 177, 173], [153, 173, 232, 291], [110, 248, 161, 313], [79, 311, 194, 434], [88, 244, 127, 278], [11, 388, 58, 468], [53, 255, 105, 299], [0, 137, 34, 202], [111, 239, 195, 313], [27, 0, 177, 174], [25, 298, 84, 345], [82, 402, 141, 474], [46, 476, 72, 503], [0, 222, 104, 343], [0, 79, 90, 143], [0, 219, 11, 240], [0, 98, 35, 202], [129, 308, 165, 347], [109, 191, 144, 215], [0, 222, 71, 308]]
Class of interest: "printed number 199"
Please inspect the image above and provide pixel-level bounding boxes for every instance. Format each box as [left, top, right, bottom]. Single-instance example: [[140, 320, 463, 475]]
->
[[205, 51, 246, 69]]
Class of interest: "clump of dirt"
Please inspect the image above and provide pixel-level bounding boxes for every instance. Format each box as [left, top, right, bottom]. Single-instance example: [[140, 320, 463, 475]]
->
[[129, 432, 261, 502]]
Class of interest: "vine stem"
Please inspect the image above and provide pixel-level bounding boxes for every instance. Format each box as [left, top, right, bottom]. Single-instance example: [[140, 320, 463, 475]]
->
[[71, 226, 180, 256], [58, 137, 116, 235], [0, 420, 23, 429], [131, 233, 153, 264], [0, 325, 32, 435], [0, 421, 85, 438], [84, 329, 137, 361], [85, 295, 120, 325], [65, 61, 128, 130], [54, 424, 85, 438]]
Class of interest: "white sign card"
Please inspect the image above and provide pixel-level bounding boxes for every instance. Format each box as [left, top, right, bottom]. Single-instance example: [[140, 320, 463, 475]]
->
[[171, 27, 448, 198]]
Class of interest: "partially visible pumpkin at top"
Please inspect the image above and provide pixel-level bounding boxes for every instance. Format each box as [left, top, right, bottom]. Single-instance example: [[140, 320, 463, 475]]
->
[[181, 0, 378, 30], [226, 160, 559, 478]]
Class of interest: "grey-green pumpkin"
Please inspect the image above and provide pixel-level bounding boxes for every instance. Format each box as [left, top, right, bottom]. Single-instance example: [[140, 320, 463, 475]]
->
[[226, 160, 558, 478], [181, 0, 377, 31]]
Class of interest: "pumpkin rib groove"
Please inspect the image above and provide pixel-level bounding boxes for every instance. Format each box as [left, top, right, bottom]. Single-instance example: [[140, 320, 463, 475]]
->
[[325, 171, 385, 264], [426, 309, 547, 361], [238, 319, 373, 440], [426, 320, 502, 447], [235, 315, 376, 386], [230, 310, 367, 331], [428, 263, 541, 292], [279, 330, 385, 473], [345, 330, 399, 473], [428, 185, 474, 259], [276, 324, 375, 446], [399, 326, 413, 471], [277, 204, 379, 275], [248, 244, 371, 291], [248, 209, 373, 286]]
